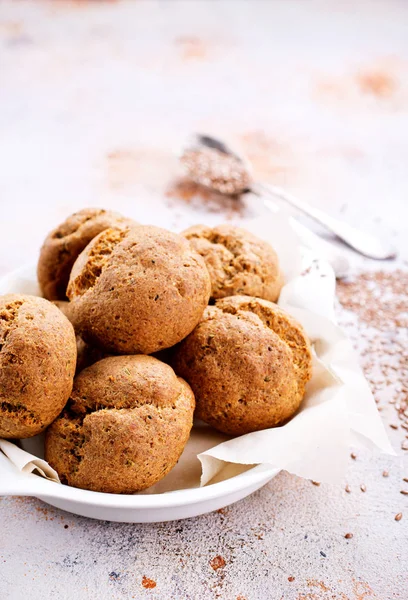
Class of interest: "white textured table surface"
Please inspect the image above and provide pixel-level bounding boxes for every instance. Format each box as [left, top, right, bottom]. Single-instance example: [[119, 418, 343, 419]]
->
[[0, 1, 407, 599]]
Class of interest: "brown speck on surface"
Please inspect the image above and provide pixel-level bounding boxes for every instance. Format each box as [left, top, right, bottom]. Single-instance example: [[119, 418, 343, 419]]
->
[[315, 60, 401, 110], [356, 70, 396, 98], [0, 20, 32, 47], [400, 490, 408, 495], [142, 576, 156, 589], [350, 452, 357, 460], [166, 178, 211, 203], [345, 484, 351, 493], [311, 480, 320, 486], [360, 484, 367, 493], [344, 533, 353, 539], [56, 0, 119, 4], [351, 579, 379, 600], [395, 512, 403, 521], [0, 21, 24, 35], [402, 440, 408, 450], [383, 470, 389, 477], [288, 576, 295, 582], [174, 36, 208, 61], [390, 423, 398, 429], [403, 477, 408, 483], [64, 524, 69, 529], [306, 580, 331, 593], [216, 507, 229, 515], [165, 177, 250, 220], [210, 555, 226, 571]]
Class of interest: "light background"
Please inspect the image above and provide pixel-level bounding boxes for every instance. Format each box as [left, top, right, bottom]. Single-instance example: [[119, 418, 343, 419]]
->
[[0, 1, 407, 598]]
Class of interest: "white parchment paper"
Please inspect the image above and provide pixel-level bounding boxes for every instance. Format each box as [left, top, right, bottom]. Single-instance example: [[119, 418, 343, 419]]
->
[[0, 212, 394, 492]]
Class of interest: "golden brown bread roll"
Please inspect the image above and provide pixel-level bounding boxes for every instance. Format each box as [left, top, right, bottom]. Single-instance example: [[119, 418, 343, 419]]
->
[[173, 295, 312, 435], [0, 294, 76, 438], [38, 208, 138, 300], [183, 224, 283, 301], [67, 225, 211, 355], [45, 355, 195, 493]]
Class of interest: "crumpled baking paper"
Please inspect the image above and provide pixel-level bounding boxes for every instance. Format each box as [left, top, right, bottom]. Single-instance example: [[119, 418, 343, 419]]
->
[[0, 211, 394, 493], [0, 438, 59, 482]]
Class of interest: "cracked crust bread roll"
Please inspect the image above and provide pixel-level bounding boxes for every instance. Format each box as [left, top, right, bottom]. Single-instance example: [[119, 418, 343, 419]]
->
[[183, 224, 283, 302], [45, 355, 195, 493], [173, 295, 312, 436], [0, 294, 76, 438], [38, 208, 138, 301], [67, 225, 211, 355]]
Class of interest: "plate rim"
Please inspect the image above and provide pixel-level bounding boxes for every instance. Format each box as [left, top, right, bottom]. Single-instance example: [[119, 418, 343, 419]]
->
[[2, 460, 280, 508]]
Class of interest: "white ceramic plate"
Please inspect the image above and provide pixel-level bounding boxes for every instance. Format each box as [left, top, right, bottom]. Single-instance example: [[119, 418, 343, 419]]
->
[[0, 265, 281, 522], [0, 448, 279, 523]]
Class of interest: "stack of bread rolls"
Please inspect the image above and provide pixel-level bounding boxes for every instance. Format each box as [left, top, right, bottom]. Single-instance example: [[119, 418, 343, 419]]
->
[[0, 208, 312, 493]]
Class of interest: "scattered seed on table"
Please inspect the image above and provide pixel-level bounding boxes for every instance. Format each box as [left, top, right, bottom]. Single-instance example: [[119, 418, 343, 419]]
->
[[360, 484, 367, 492], [320, 551, 327, 557], [311, 481, 320, 486], [344, 533, 353, 539], [351, 452, 357, 460], [395, 513, 403, 521], [345, 484, 351, 493], [401, 440, 408, 450], [390, 424, 398, 430], [337, 273, 408, 444], [403, 478, 408, 483], [383, 471, 389, 477], [401, 423, 408, 431], [400, 490, 408, 495], [288, 576, 295, 582]]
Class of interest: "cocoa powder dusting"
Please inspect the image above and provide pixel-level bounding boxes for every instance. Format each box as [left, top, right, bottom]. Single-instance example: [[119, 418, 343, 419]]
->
[[337, 270, 408, 443]]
